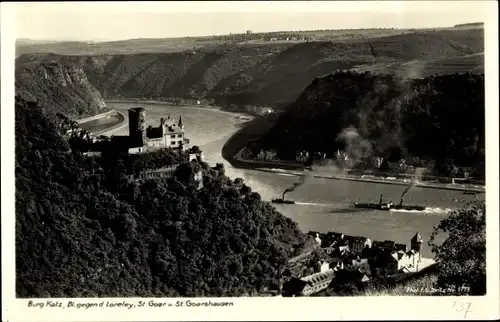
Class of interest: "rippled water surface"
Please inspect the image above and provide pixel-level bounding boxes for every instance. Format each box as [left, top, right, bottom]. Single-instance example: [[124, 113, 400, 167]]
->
[[97, 102, 485, 257]]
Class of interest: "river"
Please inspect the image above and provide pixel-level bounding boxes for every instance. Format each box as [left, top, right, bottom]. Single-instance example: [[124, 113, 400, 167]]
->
[[84, 102, 484, 257]]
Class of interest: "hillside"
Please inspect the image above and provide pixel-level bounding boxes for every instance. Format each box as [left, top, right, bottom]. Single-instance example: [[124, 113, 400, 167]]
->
[[15, 62, 108, 118], [15, 95, 312, 297], [16, 28, 484, 111], [257, 71, 485, 177]]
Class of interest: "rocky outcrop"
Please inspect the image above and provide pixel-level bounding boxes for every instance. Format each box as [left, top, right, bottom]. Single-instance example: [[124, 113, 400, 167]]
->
[[15, 62, 108, 118]]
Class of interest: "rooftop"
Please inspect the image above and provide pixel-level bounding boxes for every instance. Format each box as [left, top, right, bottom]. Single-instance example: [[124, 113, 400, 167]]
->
[[411, 232, 423, 243], [302, 269, 335, 285]]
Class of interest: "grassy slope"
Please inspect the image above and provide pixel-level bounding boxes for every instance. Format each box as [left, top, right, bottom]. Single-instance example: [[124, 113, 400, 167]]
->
[[363, 274, 439, 296]]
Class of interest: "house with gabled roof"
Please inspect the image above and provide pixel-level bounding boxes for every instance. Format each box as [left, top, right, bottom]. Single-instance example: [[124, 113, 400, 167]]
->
[[346, 257, 371, 273], [372, 240, 397, 251], [373, 248, 419, 274], [282, 269, 335, 296], [394, 243, 408, 252], [329, 268, 371, 290], [316, 260, 331, 273], [345, 235, 373, 255]]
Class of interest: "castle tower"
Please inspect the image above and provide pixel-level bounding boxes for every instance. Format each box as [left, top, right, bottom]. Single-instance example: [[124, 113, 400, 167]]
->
[[410, 232, 423, 263], [128, 107, 147, 147]]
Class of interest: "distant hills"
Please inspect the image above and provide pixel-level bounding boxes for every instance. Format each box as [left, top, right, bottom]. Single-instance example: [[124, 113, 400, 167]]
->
[[454, 22, 484, 27], [16, 27, 484, 113]]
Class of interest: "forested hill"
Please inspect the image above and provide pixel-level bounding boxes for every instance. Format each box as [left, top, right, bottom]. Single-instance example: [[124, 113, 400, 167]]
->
[[15, 96, 311, 297], [258, 71, 485, 177], [15, 62, 108, 118], [16, 28, 484, 111]]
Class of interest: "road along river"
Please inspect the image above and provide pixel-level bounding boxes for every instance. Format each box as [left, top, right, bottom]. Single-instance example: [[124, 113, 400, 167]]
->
[[85, 102, 484, 257]]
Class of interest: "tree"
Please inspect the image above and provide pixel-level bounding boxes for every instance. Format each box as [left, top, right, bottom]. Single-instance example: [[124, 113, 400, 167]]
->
[[190, 145, 202, 154], [429, 201, 486, 295]]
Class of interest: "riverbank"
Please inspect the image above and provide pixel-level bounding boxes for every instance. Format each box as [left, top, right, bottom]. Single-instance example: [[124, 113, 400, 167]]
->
[[105, 99, 255, 119], [94, 111, 127, 136], [78, 110, 128, 136], [75, 109, 115, 124], [221, 115, 485, 194], [254, 167, 485, 193]]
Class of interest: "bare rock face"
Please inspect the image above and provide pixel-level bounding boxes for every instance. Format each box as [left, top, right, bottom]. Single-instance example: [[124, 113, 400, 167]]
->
[[15, 61, 107, 118]]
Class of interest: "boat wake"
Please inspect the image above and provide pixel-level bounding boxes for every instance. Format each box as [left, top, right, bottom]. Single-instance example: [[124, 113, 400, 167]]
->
[[275, 172, 298, 177], [295, 201, 335, 207], [390, 207, 454, 214]]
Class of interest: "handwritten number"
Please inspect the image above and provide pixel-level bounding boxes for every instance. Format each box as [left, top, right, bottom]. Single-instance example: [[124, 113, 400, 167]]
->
[[464, 303, 472, 318], [452, 301, 472, 318]]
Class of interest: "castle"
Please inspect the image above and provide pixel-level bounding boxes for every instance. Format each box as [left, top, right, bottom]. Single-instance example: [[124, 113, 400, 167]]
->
[[110, 107, 190, 154]]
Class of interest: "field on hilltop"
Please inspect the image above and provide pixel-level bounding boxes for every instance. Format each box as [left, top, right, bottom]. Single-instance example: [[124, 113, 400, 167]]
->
[[16, 25, 482, 56], [16, 27, 484, 112]]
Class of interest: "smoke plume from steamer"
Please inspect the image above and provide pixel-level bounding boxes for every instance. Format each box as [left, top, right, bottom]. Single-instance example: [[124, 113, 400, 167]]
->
[[282, 173, 308, 198], [400, 180, 415, 203], [335, 68, 424, 169], [336, 126, 373, 166], [399, 167, 426, 205]]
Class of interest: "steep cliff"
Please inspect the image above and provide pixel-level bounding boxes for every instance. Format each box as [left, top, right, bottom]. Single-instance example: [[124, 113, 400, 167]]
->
[[16, 28, 484, 110], [15, 62, 108, 118], [257, 71, 485, 176]]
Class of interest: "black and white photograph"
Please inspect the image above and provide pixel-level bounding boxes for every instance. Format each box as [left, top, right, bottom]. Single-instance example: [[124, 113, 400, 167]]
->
[[2, 1, 499, 321]]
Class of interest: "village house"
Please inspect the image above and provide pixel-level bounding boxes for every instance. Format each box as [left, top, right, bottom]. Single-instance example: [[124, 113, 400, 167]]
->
[[260, 107, 274, 115], [313, 230, 426, 274], [335, 150, 349, 166], [345, 258, 371, 273], [370, 156, 384, 169], [330, 269, 371, 288], [307, 232, 322, 246], [394, 243, 408, 252], [316, 260, 331, 273], [296, 150, 309, 163], [256, 149, 278, 161], [371, 233, 424, 274], [329, 258, 345, 271], [374, 249, 420, 275], [345, 235, 373, 255], [282, 269, 335, 296], [319, 231, 345, 248], [372, 240, 397, 251], [338, 244, 350, 255]]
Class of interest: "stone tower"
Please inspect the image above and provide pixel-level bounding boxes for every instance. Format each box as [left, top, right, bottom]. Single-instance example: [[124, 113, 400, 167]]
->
[[128, 107, 147, 147], [411, 232, 423, 263]]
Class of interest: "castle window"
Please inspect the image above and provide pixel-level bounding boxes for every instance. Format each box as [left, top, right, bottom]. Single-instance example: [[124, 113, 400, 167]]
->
[[177, 134, 183, 138], [170, 135, 176, 139]]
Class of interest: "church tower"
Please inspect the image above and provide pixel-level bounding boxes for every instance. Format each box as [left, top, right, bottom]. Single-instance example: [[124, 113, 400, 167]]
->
[[411, 232, 423, 263], [178, 115, 184, 130]]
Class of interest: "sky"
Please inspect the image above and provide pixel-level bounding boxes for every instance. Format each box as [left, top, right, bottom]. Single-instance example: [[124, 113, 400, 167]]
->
[[7, 1, 493, 41]]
